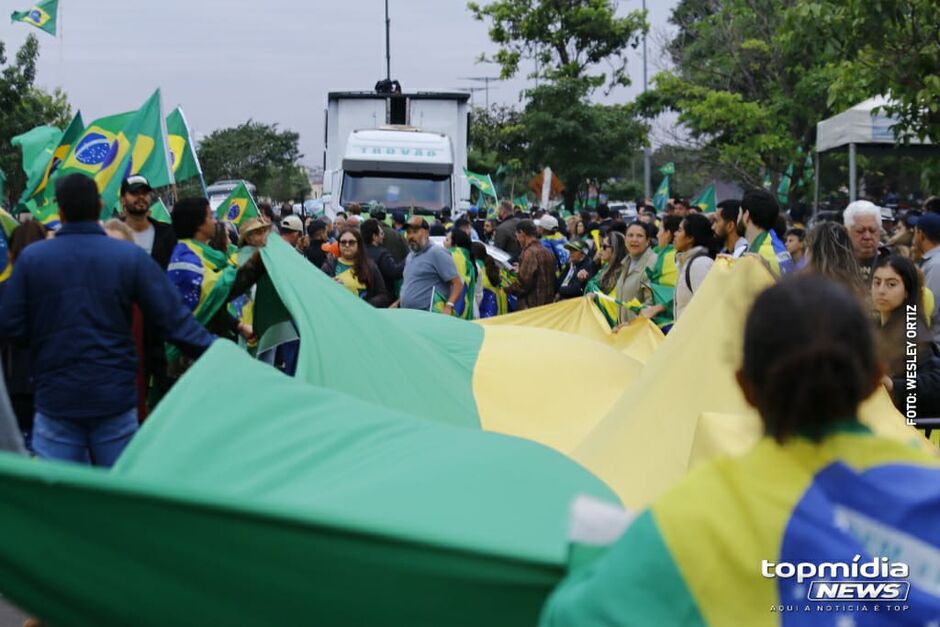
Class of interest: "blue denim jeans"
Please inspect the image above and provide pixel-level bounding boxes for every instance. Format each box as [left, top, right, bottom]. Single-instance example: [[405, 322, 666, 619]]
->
[[32, 408, 138, 467]]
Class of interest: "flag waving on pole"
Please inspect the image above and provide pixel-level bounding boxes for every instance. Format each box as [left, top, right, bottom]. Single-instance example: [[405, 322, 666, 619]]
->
[[691, 184, 716, 213], [216, 182, 259, 226], [652, 176, 670, 212], [464, 168, 498, 199], [165, 107, 203, 184], [10, 0, 58, 35]]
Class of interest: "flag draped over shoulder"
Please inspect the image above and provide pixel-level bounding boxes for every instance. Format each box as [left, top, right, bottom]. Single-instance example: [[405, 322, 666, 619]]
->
[[215, 181, 259, 226], [167, 239, 236, 324], [10, 0, 58, 35], [542, 428, 940, 626], [747, 230, 794, 278]]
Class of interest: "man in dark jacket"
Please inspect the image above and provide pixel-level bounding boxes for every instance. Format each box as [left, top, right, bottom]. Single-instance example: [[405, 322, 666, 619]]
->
[[0, 173, 214, 467], [120, 175, 178, 411], [494, 199, 522, 258], [361, 218, 404, 293], [304, 219, 330, 268], [371, 209, 409, 263], [121, 175, 177, 269], [558, 240, 596, 299]]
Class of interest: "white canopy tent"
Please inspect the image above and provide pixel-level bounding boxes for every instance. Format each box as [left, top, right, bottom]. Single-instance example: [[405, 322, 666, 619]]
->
[[815, 96, 931, 203]]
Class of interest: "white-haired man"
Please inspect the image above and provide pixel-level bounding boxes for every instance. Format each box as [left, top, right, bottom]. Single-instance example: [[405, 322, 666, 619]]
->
[[844, 200, 888, 280]]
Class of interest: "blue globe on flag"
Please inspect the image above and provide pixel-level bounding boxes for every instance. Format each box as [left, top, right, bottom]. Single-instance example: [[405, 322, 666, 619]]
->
[[227, 203, 241, 220], [29, 10, 41, 22], [74, 133, 111, 166]]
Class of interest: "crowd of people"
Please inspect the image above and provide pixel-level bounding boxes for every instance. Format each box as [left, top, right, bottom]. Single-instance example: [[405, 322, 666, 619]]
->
[[2, 169, 940, 468]]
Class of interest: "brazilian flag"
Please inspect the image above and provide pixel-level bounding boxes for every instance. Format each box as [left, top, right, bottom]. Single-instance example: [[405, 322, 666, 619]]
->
[[11, 0, 57, 35], [464, 168, 498, 199], [216, 181, 259, 226], [690, 183, 716, 213], [165, 107, 203, 184]]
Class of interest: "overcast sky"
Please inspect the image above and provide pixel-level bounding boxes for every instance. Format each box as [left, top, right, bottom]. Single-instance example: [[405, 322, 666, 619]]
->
[[4, 0, 678, 168]]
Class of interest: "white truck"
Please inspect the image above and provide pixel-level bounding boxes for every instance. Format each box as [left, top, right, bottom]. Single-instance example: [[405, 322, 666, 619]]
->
[[322, 90, 471, 219]]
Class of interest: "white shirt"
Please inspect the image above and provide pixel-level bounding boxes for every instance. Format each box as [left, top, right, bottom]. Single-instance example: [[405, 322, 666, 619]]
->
[[132, 223, 156, 255]]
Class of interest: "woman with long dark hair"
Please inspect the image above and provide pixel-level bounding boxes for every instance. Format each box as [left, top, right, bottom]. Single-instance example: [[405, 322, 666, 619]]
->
[[321, 227, 391, 308], [803, 221, 868, 303], [585, 231, 627, 327], [871, 254, 940, 416], [541, 275, 940, 625]]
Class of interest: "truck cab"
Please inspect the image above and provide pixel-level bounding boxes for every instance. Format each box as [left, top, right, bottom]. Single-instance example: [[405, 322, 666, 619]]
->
[[323, 90, 470, 219]]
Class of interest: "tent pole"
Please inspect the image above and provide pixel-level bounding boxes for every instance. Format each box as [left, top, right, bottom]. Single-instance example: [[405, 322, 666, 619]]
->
[[813, 151, 820, 217], [848, 143, 857, 201]]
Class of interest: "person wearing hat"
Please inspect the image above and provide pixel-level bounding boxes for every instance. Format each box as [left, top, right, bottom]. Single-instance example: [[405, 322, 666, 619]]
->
[[238, 218, 271, 249], [279, 214, 305, 252], [557, 240, 596, 300], [535, 213, 569, 271], [913, 212, 940, 344], [396, 216, 463, 315], [120, 175, 177, 270], [120, 175, 181, 413]]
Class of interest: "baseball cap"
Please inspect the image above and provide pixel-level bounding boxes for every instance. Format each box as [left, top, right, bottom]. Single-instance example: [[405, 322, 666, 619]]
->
[[535, 214, 559, 231], [120, 175, 152, 195], [913, 213, 940, 240], [280, 215, 303, 232], [564, 240, 588, 254]]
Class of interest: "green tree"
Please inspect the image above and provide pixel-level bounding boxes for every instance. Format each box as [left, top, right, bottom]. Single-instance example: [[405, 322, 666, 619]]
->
[[524, 79, 646, 209], [264, 164, 311, 203], [791, 0, 940, 143], [0, 34, 72, 205], [639, 0, 839, 203], [468, 0, 646, 92], [197, 120, 304, 199], [468, 104, 528, 197]]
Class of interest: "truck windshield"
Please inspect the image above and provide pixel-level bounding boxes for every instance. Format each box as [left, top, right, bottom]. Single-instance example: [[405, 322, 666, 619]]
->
[[341, 171, 451, 211]]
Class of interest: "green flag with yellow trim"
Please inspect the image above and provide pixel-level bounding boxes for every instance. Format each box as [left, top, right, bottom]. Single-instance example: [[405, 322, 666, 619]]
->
[[691, 184, 716, 213], [11, 0, 57, 35], [464, 168, 498, 199]]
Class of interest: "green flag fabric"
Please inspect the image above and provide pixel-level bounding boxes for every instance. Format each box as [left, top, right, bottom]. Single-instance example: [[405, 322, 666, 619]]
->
[[216, 181, 260, 226], [777, 163, 794, 206], [658, 162, 675, 176], [99, 89, 175, 215], [514, 195, 530, 209], [150, 198, 171, 224], [690, 184, 716, 213], [20, 113, 84, 223], [165, 107, 202, 183], [652, 176, 670, 212], [0, 338, 615, 625], [10, 0, 57, 35], [11, 125, 61, 178], [464, 168, 498, 198]]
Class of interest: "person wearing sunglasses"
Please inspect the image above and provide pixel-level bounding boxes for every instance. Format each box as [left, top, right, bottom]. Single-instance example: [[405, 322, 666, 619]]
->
[[321, 227, 391, 308]]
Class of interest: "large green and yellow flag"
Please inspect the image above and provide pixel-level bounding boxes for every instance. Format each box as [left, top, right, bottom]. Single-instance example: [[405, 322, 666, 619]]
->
[[216, 181, 259, 225], [150, 197, 171, 224], [256, 236, 643, 455], [10, 0, 57, 35], [99, 89, 175, 215], [0, 339, 617, 625], [165, 107, 202, 183], [10, 124, 61, 212]]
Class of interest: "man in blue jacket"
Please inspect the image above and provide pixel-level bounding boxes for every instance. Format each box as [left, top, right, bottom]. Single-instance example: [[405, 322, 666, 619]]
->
[[0, 173, 215, 466]]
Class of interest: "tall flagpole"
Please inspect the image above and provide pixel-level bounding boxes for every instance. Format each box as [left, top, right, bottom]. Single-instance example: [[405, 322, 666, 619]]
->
[[642, 0, 651, 202]]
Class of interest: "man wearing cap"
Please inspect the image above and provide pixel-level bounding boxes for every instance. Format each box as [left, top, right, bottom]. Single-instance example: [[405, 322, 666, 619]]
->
[[279, 214, 305, 252], [507, 219, 557, 309], [120, 175, 177, 270], [913, 213, 940, 344], [558, 240, 596, 300], [844, 200, 889, 280], [0, 174, 214, 466], [397, 216, 463, 315], [536, 214, 569, 270], [120, 175, 180, 413]]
